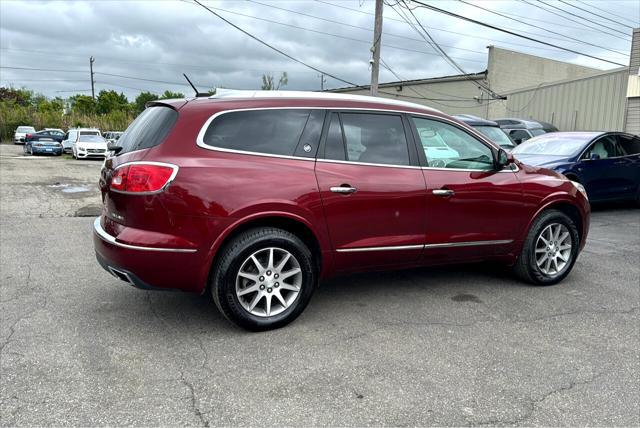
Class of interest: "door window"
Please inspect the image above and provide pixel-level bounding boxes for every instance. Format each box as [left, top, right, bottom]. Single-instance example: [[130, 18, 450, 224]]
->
[[412, 117, 494, 170], [582, 135, 617, 160], [338, 113, 410, 166], [617, 134, 640, 156]]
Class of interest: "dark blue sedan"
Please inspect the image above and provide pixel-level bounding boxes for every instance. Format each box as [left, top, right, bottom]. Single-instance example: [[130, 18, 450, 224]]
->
[[512, 132, 640, 203]]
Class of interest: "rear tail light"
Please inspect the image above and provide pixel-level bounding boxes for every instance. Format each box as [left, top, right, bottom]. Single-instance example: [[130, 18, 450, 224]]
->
[[109, 162, 178, 194], [26, 134, 32, 139]]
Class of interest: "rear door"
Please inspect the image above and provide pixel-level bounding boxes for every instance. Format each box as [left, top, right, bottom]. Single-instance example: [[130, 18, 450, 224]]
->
[[314, 111, 426, 271]]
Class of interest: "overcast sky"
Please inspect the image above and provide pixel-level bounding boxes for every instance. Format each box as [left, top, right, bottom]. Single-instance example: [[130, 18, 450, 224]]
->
[[1, 0, 638, 100]]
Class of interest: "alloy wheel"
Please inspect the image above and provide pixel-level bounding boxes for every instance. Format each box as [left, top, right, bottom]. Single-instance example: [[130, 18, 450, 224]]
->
[[235, 247, 302, 317], [535, 223, 572, 276]]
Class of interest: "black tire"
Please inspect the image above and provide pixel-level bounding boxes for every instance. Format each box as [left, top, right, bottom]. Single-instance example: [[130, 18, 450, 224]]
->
[[211, 227, 317, 331], [514, 209, 580, 286]]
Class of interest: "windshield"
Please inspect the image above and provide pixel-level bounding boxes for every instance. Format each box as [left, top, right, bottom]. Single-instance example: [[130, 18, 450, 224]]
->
[[17, 127, 35, 133], [78, 135, 106, 143], [474, 126, 515, 148], [512, 135, 589, 156], [79, 131, 100, 136], [530, 128, 546, 137]]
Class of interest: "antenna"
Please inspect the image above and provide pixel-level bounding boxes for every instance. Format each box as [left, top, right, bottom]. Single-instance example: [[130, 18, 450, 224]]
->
[[183, 73, 208, 97]]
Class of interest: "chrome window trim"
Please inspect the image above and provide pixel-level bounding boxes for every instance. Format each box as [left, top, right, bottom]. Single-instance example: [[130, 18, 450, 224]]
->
[[336, 239, 513, 252], [93, 217, 197, 253], [109, 161, 180, 195], [195, 107, 501, 168]]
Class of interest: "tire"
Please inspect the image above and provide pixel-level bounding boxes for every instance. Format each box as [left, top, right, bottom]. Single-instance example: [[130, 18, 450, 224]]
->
[[514, 209, 580, 286], [211, 227, 317, 331]]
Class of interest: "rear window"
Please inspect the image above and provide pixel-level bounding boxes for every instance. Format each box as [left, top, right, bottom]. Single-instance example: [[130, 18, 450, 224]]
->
[[202, 109, 312, 156], [117, 106, 178, 154], [78, 135, 105, 143]]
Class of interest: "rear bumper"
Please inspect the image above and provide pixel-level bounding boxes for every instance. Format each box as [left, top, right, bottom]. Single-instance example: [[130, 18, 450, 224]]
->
[[93, 217, 205, 292]]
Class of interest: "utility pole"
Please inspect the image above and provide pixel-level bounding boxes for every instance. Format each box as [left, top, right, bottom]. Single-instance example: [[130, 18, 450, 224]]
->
[[320, 73, 326, 91], [369, 0, 384, 96], [89, 56, 95, 99]]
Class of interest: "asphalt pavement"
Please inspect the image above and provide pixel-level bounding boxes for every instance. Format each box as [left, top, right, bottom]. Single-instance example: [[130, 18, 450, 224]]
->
[[1, 143, 638, 426]]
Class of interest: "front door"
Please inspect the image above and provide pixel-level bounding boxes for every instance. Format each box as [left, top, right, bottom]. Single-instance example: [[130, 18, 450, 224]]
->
[[314, 112, 427, 272], [578, 134, 629, 201], [410, 116, 528, 262]]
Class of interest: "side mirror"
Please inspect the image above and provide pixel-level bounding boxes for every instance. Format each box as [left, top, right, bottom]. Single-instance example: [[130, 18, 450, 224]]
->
[[497, 148, 514, 170], [107, 142, 123, 155], [589, 153, 600, 161]]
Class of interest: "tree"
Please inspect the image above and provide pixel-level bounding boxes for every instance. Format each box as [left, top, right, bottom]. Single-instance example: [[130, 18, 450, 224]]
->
[[261, 72, 288, 90], [0, 87, 33, 106], [96, 90, 129, 115], [133, 91, 159, 114], [160, 90, 184, 99], [69, 95, 97, 115]]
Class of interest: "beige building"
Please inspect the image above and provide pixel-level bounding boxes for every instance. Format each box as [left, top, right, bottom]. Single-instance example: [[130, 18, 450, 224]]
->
[[625, 28, 640, 135]]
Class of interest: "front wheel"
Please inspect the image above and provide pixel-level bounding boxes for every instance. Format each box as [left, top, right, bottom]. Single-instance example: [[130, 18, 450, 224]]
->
[[211, 227, 317, 331], [514, 209, 580, 286]]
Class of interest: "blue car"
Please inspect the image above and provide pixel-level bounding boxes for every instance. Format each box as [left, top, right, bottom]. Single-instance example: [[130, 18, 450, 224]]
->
[[512, 132, 640, 203], [24, 131, 64, 156]]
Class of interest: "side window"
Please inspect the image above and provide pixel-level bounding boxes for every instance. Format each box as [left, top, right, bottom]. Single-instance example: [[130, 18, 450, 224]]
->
[[509, 129, 531, 143], [324, 113, 346, 161], [413, 117, 494, 170], [582, 135, 617, 160], [617, 134, 640, 156], [339, 113, 410, 166], [202, 109, 311, 156]]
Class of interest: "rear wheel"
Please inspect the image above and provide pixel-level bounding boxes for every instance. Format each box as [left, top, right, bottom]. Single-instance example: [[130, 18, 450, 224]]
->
[[515, 209, 580, 285], [211, 227, 317, 331]]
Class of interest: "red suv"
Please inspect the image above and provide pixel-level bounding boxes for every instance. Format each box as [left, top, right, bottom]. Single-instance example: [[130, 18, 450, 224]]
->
[[94, 92, 590, 330]]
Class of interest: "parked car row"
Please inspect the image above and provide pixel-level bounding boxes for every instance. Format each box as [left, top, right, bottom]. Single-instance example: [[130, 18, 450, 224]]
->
[[13, 125, 122, 160]]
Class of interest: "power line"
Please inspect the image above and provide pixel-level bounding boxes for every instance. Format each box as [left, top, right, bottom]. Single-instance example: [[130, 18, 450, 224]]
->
[[530, 0, 631, 39], [574, 0, 639, 27], [557, 0, 635, 30], [245, 0, 485, 56], [457, 0, 630, 54], [315, 0, 628, 52], [313, 0, 628, 59], [0, 66, 86, 73], [392, 1, 503, 99], [407, 0, 627, 67], [186, 2, 485, 64], [186, 0, 359, 87]]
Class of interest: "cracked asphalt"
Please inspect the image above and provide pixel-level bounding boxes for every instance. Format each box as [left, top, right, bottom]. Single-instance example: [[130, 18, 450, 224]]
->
[[1, 143, 639, 426]]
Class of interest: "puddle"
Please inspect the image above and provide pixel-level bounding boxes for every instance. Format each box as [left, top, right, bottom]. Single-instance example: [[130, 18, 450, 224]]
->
[[48, 183, 92, 193]]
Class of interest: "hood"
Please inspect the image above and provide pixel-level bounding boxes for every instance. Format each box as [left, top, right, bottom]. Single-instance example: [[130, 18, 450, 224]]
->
[[512, 154, 569, 169]]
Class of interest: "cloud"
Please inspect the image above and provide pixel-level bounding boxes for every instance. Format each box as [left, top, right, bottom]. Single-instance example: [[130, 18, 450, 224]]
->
[[0, 0, 636, 100]]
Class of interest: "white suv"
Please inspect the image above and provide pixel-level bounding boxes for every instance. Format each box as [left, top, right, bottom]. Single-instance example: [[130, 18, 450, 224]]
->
[[62, 128, 101, 154], [13, 126, 36, 144]]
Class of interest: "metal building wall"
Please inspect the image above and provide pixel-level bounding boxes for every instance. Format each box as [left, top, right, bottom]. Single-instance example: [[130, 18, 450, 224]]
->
[[503, 69, 629, 131]]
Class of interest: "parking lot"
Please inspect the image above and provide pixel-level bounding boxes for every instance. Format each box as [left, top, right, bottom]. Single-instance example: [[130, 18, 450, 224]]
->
[[0, 142, 638, 426]]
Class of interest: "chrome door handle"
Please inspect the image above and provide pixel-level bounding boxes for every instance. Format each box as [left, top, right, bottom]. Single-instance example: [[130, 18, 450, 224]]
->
[[330, 185, 357, 194], [432, 189, 455, 197]]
